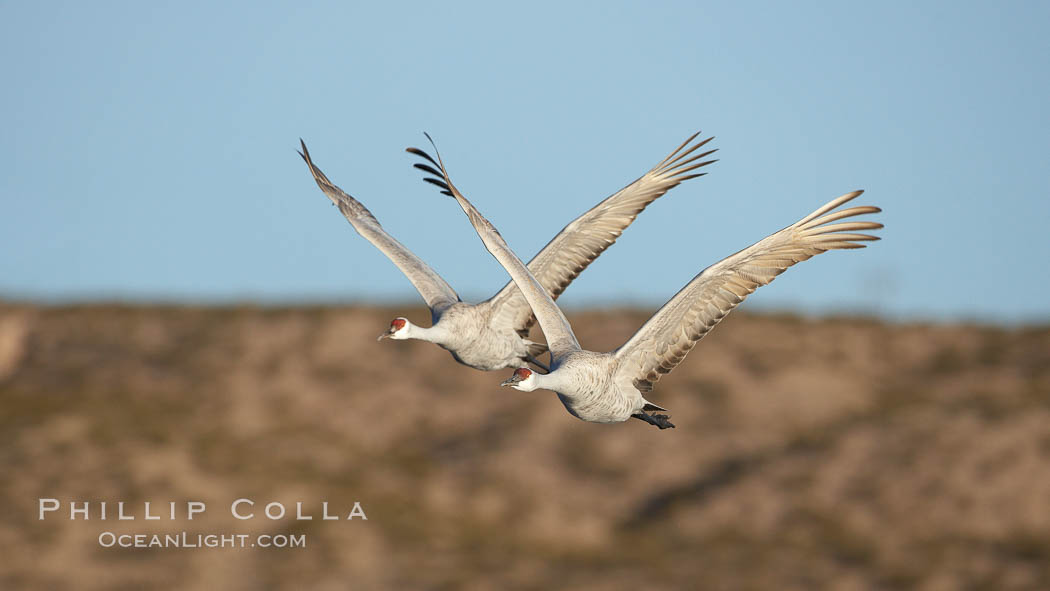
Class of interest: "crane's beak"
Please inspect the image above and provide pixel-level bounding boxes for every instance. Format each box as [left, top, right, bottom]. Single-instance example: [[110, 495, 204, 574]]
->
[[377, 328, 395, 341], [500, 374, 524, 387]]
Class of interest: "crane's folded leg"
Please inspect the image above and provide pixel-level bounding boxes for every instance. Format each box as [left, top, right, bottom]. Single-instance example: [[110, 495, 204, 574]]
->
[[525, 353, 550, 373], [632, 412, 676, 429]]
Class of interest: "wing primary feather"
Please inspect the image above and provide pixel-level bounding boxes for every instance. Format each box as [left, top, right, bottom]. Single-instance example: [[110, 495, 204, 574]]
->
[[802, 221, 883, 235], [662, 135, 716, 168], [668, 159, 717, 177], [422, 177, 450, 191], [413, 163, 444, 177], [659, 130, 702, 164], [410, 153, 456, 196], [807, 206, 882, 225], [797, 190, 864, 226], [677, 173, 707, 182], [666, 148, 719, 172], [812, 233, 881, 242], [405, 146, 440, 168]]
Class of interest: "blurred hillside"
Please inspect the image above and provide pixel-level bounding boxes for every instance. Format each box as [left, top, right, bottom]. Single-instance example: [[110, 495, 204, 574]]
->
[[2, 303, 1049, 590]]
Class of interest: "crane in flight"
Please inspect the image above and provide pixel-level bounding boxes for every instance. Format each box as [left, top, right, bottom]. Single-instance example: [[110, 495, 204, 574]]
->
[[409, 135, 882, 428], [299, 132, 715, 372]]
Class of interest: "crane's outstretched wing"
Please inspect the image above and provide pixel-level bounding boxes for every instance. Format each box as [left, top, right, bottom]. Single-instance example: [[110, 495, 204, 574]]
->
[[614, 190, 882, 391], [408, 138, 582, 360], [476, 132, 716, 336], [299, 140, 460, 315]]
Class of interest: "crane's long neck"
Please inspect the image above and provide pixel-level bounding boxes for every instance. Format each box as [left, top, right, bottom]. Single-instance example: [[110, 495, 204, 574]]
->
[[520, 367, 572, 397], [531, 370, 556, 392], [404, 322, 448, 346]]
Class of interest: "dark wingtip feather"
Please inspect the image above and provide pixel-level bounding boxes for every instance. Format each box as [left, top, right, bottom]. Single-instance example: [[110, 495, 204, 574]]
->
[[422, 177, 450, 191], [413, 162, 443, 177], [678, 173, 707, 181], [406, 146, 440, 168], [408, 136, 458, 198]]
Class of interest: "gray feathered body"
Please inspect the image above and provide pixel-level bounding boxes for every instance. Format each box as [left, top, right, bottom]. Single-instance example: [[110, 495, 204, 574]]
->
[[433, 303, 537, 371], [548, 351, 647, 424]]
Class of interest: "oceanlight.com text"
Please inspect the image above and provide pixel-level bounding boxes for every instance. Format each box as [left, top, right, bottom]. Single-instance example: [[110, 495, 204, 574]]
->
[[97, 531, 306, 549]]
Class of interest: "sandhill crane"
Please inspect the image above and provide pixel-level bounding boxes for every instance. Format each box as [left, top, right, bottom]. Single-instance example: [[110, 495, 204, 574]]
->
[[410, 137, 882, 428], [299, 132, 716, 372]]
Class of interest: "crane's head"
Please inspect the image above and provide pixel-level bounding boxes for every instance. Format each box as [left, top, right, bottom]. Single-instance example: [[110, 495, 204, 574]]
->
[[377, 317, 410, 341], [500, 367, 537, 391]]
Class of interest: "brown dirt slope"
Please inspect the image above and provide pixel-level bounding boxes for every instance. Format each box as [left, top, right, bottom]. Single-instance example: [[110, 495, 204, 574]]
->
[[2, 303, 1049, 590]]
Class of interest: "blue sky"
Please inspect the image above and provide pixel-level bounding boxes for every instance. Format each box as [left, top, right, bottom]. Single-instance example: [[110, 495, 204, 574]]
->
[[2, 1, 1047, 323]]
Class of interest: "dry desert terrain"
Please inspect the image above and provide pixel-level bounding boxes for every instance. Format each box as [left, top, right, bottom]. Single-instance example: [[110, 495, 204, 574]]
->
[[2, 303, 1049, 589]]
